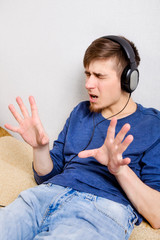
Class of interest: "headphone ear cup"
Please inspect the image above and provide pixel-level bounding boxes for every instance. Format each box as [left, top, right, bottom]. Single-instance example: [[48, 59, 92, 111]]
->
[[121, 65, 139, 93], [121, 65, 131, 93]]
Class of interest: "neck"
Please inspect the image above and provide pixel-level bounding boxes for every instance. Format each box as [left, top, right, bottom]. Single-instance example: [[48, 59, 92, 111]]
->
[[101, 94, 137, 120]]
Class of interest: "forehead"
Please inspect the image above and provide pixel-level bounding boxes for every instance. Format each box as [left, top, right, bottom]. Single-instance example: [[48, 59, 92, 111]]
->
[[86, 58, 118, 73]]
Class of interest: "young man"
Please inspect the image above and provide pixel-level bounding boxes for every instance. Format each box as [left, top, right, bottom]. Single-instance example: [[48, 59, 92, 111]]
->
[[1, 35, 160, 240]]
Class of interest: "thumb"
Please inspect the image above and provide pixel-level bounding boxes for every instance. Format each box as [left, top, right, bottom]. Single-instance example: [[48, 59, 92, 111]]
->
[[78, 149, 96, 158], [41, 135, 49, 145]]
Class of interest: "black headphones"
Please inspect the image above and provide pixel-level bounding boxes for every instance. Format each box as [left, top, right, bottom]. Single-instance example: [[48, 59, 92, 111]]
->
[[102, 35, 139, 93]]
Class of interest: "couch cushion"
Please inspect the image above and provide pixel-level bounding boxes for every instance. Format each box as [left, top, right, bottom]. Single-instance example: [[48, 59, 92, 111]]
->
[[0, 136, 36, 206]]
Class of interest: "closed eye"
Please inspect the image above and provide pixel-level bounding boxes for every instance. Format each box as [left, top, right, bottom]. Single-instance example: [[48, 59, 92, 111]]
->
[[84, 71, 91, 77], [85, 71, 107, 79], [95, 73, 107, 79]]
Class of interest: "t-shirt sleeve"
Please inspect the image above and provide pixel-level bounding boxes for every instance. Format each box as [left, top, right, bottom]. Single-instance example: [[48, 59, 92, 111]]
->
[[140, 139, 160, 191]]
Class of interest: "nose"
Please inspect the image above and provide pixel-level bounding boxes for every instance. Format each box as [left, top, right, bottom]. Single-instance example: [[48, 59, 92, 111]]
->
[[85, 75, 97, 90]]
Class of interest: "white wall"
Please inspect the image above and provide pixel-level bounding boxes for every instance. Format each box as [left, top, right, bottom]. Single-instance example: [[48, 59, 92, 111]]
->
[[0, 0, 160, 146]]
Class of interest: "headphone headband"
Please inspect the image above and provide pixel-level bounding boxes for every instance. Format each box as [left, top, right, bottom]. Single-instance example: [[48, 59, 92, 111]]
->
[[102, 35, 136, 66]]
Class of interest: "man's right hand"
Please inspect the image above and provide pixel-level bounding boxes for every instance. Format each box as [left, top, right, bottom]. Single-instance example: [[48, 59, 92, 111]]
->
[[5, 96, 49, 148]]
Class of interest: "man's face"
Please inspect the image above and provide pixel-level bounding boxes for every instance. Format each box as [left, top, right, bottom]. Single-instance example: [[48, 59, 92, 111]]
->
[[85, 58, 125, 117]]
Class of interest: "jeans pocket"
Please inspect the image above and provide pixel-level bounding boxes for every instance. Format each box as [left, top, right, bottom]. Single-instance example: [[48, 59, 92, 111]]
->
[[94, 198, 128, 228], [93, 197, 138, 239]]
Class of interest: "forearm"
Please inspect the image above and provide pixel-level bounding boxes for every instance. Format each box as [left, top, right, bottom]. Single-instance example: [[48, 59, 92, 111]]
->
[[33, 143, 53, 176], [115, 166, 160, 229]]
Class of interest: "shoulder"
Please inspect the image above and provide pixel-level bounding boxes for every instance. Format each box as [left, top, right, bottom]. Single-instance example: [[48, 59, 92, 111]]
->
[[138, 104, 160, 120], [138, 104, 160, 126], [124, 104, 160, 155], [135, 104, 160, 140]]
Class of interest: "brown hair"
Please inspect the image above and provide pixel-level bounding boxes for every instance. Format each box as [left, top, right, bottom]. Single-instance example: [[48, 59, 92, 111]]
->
[[83, 36, 140, 76]]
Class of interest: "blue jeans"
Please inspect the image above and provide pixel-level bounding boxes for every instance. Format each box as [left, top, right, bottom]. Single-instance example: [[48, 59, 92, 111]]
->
[[0, 184, 138, 240]]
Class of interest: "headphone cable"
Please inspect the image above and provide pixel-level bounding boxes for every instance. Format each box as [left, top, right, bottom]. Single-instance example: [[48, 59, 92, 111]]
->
[[94, 93, 131, 127]]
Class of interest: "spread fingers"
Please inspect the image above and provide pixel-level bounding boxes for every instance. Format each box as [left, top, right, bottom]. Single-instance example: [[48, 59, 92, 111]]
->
[[8, 104, 23, 124]]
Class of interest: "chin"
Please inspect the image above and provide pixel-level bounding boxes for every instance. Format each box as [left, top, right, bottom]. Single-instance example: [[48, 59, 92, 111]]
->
[[89, 103, 103, 113]]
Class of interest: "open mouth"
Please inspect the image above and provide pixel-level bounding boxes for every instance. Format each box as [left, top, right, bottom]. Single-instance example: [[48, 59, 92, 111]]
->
[[90, 94, 98, 99], [89, 94, 98, 102]]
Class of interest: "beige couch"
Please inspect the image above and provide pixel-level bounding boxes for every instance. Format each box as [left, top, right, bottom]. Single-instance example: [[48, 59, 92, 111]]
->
[[0, 133, 160, 239]]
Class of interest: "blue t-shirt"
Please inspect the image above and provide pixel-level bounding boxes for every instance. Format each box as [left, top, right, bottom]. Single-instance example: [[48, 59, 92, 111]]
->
[[34, 101, 160, 225]]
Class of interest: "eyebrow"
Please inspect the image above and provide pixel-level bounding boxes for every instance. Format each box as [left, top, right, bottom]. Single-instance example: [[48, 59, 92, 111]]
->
[[84, 71, 107, 78]]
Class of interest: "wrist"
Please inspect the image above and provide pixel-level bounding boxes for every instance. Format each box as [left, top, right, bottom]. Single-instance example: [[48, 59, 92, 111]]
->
[[33, 143, 53, 176], [109, 165, 128, 177], [113, 165, 129, 178], [33, 142, 49, 152]]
